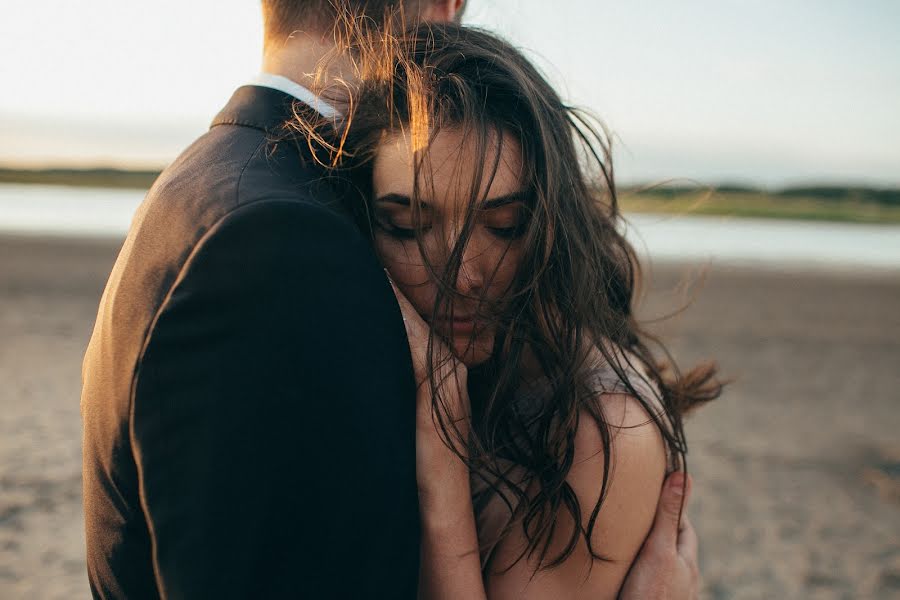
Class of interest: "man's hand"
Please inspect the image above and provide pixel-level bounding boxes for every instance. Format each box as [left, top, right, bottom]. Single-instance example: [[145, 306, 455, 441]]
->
[[619, 472, 700, 600]]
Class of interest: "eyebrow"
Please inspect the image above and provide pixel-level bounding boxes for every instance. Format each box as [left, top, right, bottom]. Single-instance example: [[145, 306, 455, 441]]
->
[[374, 190, 530, 210]]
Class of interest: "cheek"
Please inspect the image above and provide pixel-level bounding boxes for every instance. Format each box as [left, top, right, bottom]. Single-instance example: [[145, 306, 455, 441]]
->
[[375, 233, 434, 313], [485, 243, 524, 295], [374, 233, 417, 271]]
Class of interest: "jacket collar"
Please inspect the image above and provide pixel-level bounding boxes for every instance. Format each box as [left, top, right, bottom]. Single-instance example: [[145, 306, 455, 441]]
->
[[211, 85, 323, 134]]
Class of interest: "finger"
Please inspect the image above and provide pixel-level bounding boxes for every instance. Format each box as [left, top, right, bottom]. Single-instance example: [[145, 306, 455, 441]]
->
[[385, 273, 405, 306], [646, 471, 688, 554], [677, 513, 698, 564], [385, 274, 416, 319], [681, 472, 693, 510], [679, 516, 701, 592], [384, 268, 407, 303], [385, 276, 433, 350]]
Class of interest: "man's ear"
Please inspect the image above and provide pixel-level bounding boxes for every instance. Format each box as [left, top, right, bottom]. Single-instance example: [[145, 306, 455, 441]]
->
[[420, 0, 466, 23]]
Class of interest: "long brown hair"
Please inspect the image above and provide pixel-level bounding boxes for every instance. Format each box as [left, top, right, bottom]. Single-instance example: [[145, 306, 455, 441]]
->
[[290, 15, 722, 572]]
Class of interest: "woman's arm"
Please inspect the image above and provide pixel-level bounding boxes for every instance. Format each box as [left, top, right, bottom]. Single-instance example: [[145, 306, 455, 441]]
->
[[388, 280, 667, 599], [413, 385, 667, 600], [415, 379, 488, 600], [415, 390, 667, 600], [387, 277, 489, 599]]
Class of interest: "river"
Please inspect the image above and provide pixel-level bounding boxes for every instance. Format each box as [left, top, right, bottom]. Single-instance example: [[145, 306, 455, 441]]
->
[[1, 183, 898, 273]]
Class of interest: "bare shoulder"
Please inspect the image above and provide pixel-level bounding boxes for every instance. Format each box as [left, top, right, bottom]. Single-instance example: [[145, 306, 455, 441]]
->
[[570, 394, 667, 559], [579, 390, 666, 461], [485, 395, 667, 599]]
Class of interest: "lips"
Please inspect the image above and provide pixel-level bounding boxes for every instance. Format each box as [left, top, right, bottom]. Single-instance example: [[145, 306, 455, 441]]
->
[[432, 316, 478, 335]]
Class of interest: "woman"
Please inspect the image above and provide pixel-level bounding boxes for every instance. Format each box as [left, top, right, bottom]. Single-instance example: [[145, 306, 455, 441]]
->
[[296, 21, 720, 599]]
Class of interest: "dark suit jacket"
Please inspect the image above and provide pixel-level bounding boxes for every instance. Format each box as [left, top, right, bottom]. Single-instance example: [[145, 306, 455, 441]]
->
[[81, 86, 420, 599]]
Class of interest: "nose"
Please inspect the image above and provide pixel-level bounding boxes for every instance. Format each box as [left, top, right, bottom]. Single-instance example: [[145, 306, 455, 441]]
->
[[446, 227, 486, 296], [455, 250, 484, 295]]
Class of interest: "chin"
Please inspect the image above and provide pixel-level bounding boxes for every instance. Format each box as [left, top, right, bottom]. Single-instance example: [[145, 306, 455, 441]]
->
[[451, 334, 494, 368]]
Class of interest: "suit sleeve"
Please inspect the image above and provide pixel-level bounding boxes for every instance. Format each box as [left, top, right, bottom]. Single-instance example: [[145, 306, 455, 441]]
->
[[131, 199, 420, 599]]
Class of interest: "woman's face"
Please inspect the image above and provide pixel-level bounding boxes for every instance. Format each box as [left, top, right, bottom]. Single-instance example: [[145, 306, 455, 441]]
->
[[372, 128, 527, 367]]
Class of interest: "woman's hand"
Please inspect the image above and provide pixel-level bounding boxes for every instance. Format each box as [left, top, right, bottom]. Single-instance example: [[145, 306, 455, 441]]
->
[[387, 273, 468, 394], [386, 273, 471, 500], [387, 272, 487, 600]]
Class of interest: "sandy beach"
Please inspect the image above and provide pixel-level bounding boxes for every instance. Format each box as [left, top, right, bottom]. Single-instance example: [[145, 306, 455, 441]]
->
[[1, 233, 898, 599]]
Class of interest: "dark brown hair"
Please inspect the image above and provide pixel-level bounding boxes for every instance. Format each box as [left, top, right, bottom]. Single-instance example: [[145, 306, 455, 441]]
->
[[291, 20, 722, 573]]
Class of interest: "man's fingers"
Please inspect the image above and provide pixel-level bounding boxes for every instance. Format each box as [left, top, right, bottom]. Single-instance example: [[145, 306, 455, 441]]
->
[[682, 472, 693, 508], [621, 473, 699, 600], [646, 471, 690, 553], [676, 477, 700, 589], [386, 274, 408, 309], [678, 514, 701, 593], [677, 513, 698, 560]]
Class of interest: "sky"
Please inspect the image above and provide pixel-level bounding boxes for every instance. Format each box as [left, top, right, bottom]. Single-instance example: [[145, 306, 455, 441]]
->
[[1, 0, 898, 187]]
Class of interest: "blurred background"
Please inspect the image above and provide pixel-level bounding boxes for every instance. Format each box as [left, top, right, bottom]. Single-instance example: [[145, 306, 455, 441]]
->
[[1, 1, 898, 598]]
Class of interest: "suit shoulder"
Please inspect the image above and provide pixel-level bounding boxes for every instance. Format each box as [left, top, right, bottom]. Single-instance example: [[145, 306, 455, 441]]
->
[[144, 124, 269, 224], [89, 126, 350, 398], [129, 124, 339, 265]]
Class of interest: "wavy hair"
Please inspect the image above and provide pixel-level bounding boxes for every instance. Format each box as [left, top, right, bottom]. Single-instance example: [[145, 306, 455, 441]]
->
[[289, 15, 722, 572]]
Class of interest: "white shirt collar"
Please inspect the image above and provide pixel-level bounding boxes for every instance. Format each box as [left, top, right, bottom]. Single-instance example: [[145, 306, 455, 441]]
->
[[249, 72, 341, 119]]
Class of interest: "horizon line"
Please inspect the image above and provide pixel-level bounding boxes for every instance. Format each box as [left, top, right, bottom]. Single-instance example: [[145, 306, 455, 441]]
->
[[2, 164, 899, 193]]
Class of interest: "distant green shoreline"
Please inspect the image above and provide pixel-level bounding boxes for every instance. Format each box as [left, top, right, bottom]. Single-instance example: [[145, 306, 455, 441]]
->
[[620, 187, 900, 225], [2, 167, 899, 224], [0, 167, 162, 190]]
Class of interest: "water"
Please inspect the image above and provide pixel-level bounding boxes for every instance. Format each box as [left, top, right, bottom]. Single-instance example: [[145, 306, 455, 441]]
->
[[0, 184, 145, 238], [1, 183, 898, 272], [623, 213, 900, 272]]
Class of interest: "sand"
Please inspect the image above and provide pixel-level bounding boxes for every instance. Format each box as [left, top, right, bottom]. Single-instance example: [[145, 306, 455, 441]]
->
[[1, 234, 898, 599]]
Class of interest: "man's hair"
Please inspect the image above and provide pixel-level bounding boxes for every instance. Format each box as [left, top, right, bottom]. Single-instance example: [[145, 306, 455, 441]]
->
[[262, 0, 426, 40]]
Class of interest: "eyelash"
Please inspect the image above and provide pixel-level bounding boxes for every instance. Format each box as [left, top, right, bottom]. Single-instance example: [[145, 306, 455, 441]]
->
[[487, 224, 526, 239], [376, 222, 418, 239], [375, 221, 525, 241]]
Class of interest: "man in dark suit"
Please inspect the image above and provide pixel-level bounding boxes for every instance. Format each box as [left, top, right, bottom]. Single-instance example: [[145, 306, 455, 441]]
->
[[82, 1, 701, 598]]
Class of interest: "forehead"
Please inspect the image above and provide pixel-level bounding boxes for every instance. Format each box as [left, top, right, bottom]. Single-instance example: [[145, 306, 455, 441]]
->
[[372, 127, 524, 204]]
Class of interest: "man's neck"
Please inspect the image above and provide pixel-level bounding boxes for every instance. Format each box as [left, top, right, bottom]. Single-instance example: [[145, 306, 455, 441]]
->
[[261, 31, 355, 113]]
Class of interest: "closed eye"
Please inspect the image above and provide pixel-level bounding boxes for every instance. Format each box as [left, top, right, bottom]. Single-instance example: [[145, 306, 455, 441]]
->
[[486, 223, 527, 239], [373, 197, 433, 240], [375, 221, 428, 239], [373, 211, 433, 239]]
